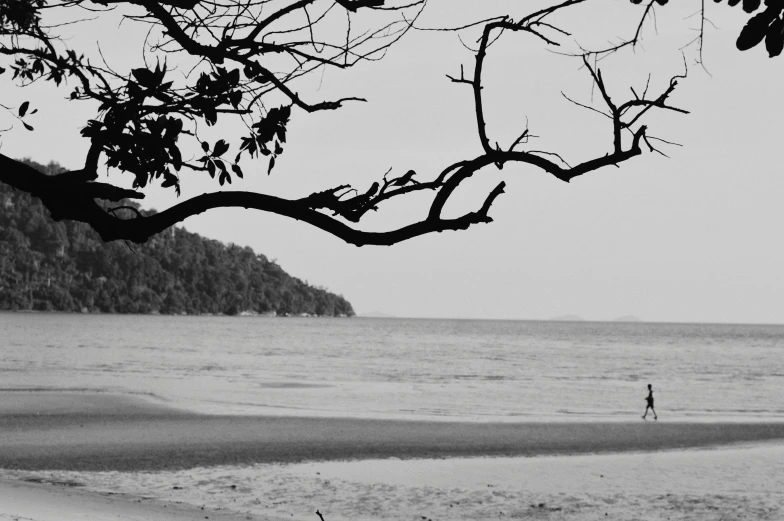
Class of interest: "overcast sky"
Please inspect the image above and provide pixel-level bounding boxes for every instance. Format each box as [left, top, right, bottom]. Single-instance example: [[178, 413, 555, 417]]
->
[[3, 1, 783, 323]]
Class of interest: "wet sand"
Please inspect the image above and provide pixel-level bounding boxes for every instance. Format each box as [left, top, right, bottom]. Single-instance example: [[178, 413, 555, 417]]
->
[[0, 478, 281, 521], [2, 390, 784, 471]]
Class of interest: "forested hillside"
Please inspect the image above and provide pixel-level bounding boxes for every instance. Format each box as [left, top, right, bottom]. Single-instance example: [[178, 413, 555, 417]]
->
[[0, 160, 354, 316]]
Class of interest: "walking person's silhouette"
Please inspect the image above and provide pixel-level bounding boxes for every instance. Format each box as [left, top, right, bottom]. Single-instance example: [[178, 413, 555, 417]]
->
[[642, 383, 657, 420]]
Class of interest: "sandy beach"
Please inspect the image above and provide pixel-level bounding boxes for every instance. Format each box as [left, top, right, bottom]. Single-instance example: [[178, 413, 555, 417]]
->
[[3, 390, 784, 471], [2, 390, 784, 520]]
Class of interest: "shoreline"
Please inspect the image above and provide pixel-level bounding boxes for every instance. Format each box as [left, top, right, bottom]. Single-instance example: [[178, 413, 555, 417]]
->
[[3, 391, 784, 471], [0, 478, 280, 521], [3, 391, 784, 520], [3, 443, 784, 521]]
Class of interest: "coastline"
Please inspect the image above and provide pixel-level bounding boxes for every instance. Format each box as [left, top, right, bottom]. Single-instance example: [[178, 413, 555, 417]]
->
[[2, 390, 784, 520], [0, 478, 282, 521], [2, 390, 784, 471]]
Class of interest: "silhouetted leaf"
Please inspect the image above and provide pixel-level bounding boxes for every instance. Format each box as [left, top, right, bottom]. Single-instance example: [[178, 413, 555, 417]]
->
[[132, 68, 157, 88], [743, 0, 760, 13], [268, 156, 275, 175], [23, 122, 33, 131], [154, 61, 167, 85], [231, 164, 243, 178], [170, 146, 182, 171], [274, 141, 283, 155], [766, 18, 784, 56], [202, 141, 210, 152], [204, 106, 217, 126], [18, 101, 29, 117], [229, 90, 242, 109], [164, 118, 183, 140], [213, 139, 229, 157], [207, 160, 216, 178], [737, 12, 771, 50], [228, 68, 240, 85], [161, 173, 177, 187]]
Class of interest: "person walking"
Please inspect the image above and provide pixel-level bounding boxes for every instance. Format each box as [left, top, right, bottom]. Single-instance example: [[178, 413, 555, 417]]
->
[[642, 383, 657, 420]]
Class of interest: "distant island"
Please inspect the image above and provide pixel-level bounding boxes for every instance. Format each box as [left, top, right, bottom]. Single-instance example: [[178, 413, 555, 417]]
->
[[547, 314, 586, 322], [0, 159, 354, 317], [613, 315, 643, 322]]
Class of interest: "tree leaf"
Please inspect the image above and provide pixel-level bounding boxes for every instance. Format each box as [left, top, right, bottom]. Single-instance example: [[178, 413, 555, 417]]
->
[[213, 139, 229, 157], [18, 101, 29, 117], [231, 164, 243, 178], [229, 90, 242, 109], [204, 106, 218, 126], [765, 18, 784, 57], [207, 160, 216, 178], [23, 122, 34, 131], [268, 156, 275, 175], [737, 12, 771, 50], [228, 68, 240, 86], [164, 117, 183, 140], [202, 141, 210, 152], [132, 68, 157, 88], [170, 146, 183, 171], [743, 0, 761, 13], [161, 174, 177, 187]]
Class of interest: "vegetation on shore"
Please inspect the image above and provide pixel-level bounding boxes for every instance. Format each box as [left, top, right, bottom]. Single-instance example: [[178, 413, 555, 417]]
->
[[0, 160, 354, 316]]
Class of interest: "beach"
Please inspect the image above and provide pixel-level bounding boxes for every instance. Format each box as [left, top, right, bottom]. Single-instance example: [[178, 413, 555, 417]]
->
[[2, 390, 784, 520], [3, 390, 784, 471]]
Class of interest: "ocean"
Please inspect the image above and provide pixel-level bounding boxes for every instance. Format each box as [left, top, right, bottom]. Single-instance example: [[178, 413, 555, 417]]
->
[[2, 313, 782, 422]]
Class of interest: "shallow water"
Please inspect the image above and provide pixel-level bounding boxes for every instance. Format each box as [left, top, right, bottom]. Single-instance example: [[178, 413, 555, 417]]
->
[[1, 313, 783, 421]]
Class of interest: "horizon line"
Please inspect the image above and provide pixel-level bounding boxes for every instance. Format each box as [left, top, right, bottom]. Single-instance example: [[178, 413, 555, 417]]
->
[[356, 314, 784, 327]]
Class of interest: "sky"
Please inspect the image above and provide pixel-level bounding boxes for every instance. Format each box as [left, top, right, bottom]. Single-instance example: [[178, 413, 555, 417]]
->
[[2, 0, 783, 323]]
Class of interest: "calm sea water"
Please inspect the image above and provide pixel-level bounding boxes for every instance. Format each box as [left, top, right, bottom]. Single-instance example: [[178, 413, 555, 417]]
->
[[1, 313, 782, 421]]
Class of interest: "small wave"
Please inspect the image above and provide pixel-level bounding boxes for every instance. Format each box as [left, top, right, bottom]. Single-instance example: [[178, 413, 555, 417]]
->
[[258, 382, 333, 389]]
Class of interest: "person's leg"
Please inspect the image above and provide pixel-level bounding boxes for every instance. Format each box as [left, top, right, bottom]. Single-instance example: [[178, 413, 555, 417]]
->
[[652, 406, 657, 420], [642, 405, 648, 419]]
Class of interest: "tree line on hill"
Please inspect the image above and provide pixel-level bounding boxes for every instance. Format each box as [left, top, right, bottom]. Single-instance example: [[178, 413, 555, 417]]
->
[[0, 160, 354, 317]]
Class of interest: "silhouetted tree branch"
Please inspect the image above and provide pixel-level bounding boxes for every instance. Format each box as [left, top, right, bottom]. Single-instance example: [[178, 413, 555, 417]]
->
[[0, 0, 719, 245], [630, 0, 784, 62]]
